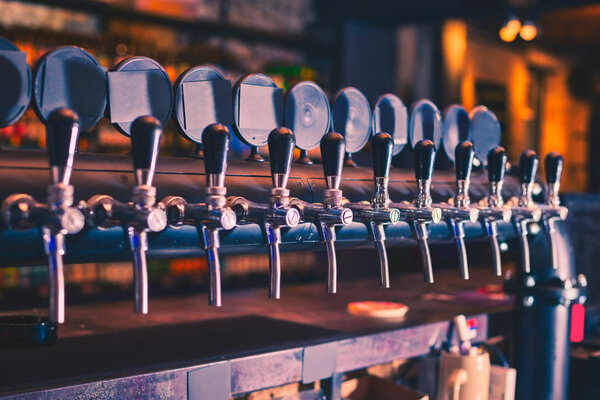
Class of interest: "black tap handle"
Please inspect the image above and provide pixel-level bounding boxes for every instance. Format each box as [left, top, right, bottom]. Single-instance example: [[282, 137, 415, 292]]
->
[[320, 132, 345, 179], [131, 116, 162, 171], [202, 123, 231, 175], [414, 140, 436, 181], [455, 140, 474, 181], [46, 108, 80, 171], [545, 151, 564, 185], [268, 127, 295, 176], [519, 149, 539, 185], [487, 146, 507, 183], [371, 132, 393, 179]]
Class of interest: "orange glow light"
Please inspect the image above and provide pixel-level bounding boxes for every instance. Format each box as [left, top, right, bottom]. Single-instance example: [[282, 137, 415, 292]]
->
[[506, 15, 522, 33], [500, 25, 518, 42], [520, 21, 538, 41]]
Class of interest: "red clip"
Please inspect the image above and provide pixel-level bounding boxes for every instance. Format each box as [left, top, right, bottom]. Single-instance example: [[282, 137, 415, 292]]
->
[[571, 303, 585, 343]]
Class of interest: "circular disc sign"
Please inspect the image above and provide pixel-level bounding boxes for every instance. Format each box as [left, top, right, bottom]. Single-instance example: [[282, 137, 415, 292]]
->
[[232, 73, 283, 147], [284, 81, 330, 150], [409, 99, 442, 149], [442, 104, 470, 163], [173, 65, 233, 144], [470, 105, 501, 165], [372, 93, 408, 156], [0, 38, 31, 127], [331, 87, 371, 154], [108, 56, 173, 136], [33, 46, 107, 131]]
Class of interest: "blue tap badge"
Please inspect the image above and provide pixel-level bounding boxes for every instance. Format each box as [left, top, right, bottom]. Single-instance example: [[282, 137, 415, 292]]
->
[[284, 81, 330, 164], [442, 104, 470, 163], [409, 99, 442, 150], [372, 93, 408, 156], [469, 105, 501, 165], [108, 56, 173, 135], [331, 87, 371, 166], [173, 65, 233, 145], [33, 46, 106, 132], [0, 38, 31, 127]]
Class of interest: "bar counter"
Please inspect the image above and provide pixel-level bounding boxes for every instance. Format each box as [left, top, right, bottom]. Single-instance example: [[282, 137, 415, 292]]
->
[[0, 268, 512, 399]]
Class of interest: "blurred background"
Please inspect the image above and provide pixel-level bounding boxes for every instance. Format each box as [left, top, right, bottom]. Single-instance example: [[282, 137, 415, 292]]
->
[[0, 0, 599, 309]]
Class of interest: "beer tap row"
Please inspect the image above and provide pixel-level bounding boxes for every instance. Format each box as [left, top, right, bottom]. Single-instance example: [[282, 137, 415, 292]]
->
[[0, 40, 568, 325]]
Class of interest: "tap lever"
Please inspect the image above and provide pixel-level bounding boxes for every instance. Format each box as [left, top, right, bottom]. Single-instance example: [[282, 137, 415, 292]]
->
[[518, 150, 539, 207], [454, 141, 475, 208], [320, 132, 345, 206], [268, 127, 295, 191], [545, 152, 563, 207], [203, 123, 231, 210], [46, 108, 80, 187], [414, 140, 436, 208], [487, 146, 508, 207], [203, 123, 230, 178], [131, 116, 162, 188], [371, 132, 394, 208]]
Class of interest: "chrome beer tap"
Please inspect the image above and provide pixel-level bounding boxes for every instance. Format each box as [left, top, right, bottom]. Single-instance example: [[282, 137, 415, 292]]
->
[[390, 140, 443, 283], [1, 108, 85, 324], [227, 127, 301, 299], [438, 141, 480, 280], [540, 152, 568, 269], [86, 116, 167, 314], [479, 146, 512, 276], [344, 133, 401, 288], [290, 132, 353, 293], [161, 123, 237, 306], [508, 150, 543, 274]]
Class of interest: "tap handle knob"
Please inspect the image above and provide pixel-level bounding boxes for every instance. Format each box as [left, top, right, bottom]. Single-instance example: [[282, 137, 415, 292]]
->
[[131, 116, 162, 186], [414, 139, 436, 181], [46, 108, 80, 185], [268, 127, 295, 188], [487, 146, 507, 183], [455, 140, 474, 181], [545, 151, 564, 185], [320, 132, 345, 189], [519, 149, 539, 185], [202, 123, 231, 183], [371, 132, 393, 179]]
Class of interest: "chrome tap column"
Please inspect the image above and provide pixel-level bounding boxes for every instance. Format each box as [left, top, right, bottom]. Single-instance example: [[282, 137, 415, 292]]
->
[[228, 127, 301, 299], [1, 109, 85, 323], [86, 117, 167, 314], [161, 124, 237, 306]]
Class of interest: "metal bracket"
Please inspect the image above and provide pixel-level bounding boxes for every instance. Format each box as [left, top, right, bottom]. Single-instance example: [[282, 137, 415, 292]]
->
[[302, 342, 339, 384], [187, 361, 231, 400]]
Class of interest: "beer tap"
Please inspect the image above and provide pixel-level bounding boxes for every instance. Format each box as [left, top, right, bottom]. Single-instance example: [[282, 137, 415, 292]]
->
[[479, 146, 512, 276], [439, 141, 480, 280], [1, 108, 86, 324], [509, 150, 543, 274], [540, 152, 568, 269], [343, 133, 400, 288], [290, 132, 353, 293], [227, 127, 301, 299], [390, 140, 443, 283], [86, 116, 167, 314], [161, 124, 237, 306]]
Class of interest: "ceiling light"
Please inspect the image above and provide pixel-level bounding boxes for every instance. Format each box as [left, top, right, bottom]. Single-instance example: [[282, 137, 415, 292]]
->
[[519, 20, 538, 41]]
